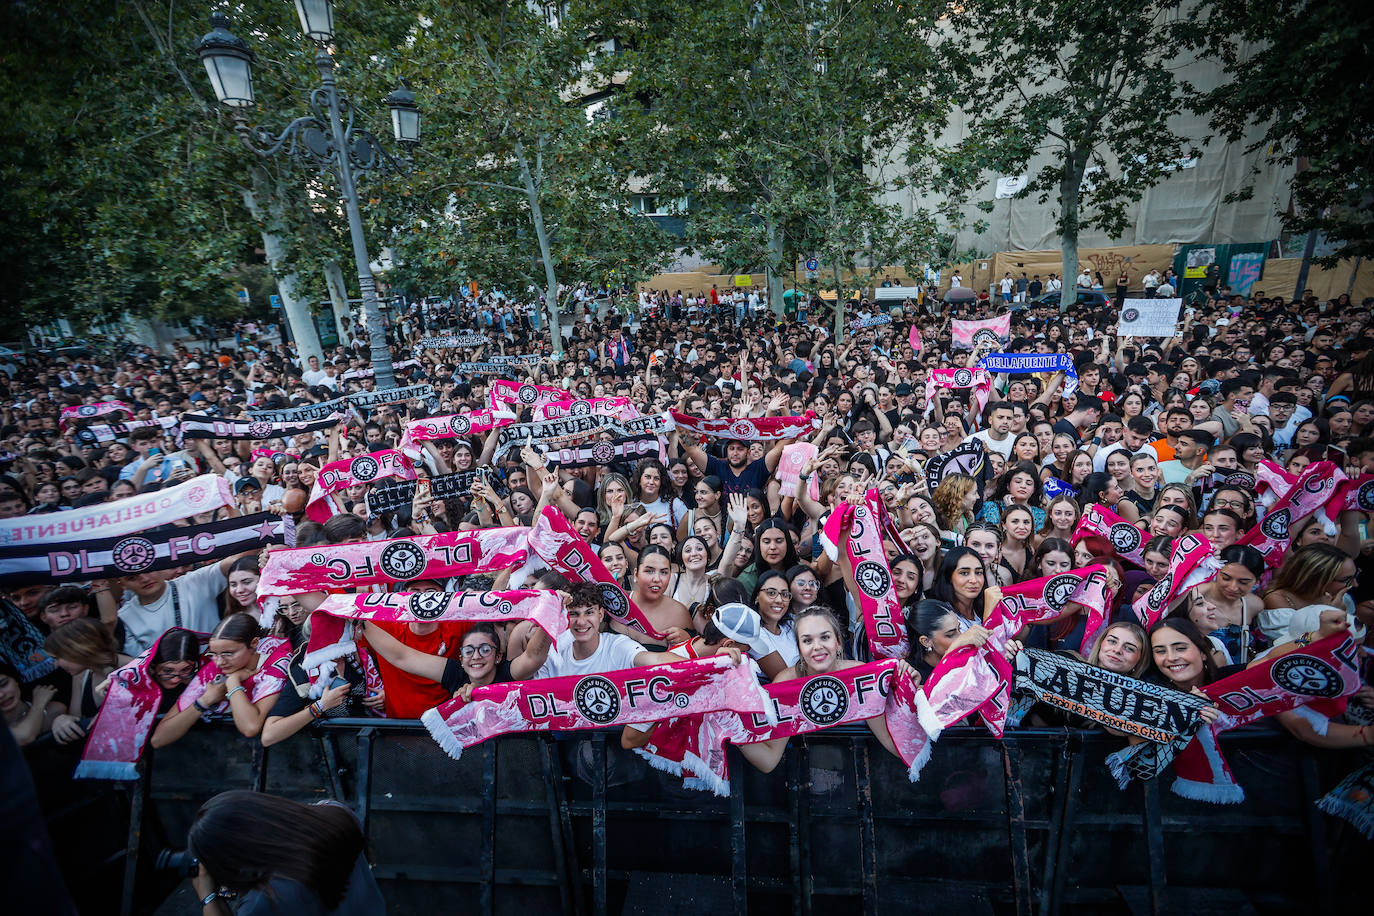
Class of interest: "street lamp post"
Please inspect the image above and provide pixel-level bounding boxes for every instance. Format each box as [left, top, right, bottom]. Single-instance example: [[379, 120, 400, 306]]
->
[[195, 4, 418, 391]]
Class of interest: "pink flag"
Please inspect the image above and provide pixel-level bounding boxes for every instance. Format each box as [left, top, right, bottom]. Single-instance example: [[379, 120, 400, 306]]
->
[[951, 314, 1011, 351], [908, 324, 922, 353], [59, 400, 133, 429], [305, 450, 418, 523], [776, 443, 817, 498]]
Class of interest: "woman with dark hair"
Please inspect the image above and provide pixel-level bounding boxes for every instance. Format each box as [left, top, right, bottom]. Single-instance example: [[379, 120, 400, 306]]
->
[[624, 545, 693, 647], [1080, 470, 1137, 522], [44, 618, 131, 745], [633, 458, 687, 528], [930, 547, 998, 626], [186, 790, 383, 914], [906, 599, 1019, 682], [1145, 618, 1232, 695], [889, 553, 925, 610], [980, 461, 1046, 527], [1, 660, 59, 745], [1032, 537, 1075, 578], [222, 557, 261, 618], [751, 569, 798, 677], [678, 475, 725, 544], [736, 517, 800, 595], [670, 535, 712, 609], [1227, 432, 1268, 475], [1182, 544, 1266, 662]]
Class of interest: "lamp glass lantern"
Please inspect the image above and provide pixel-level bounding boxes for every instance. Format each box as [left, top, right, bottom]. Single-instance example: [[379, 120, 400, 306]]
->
[[294, 0, 336, 43], [195, 13, 256, 108], [386, 83, 421, 144]]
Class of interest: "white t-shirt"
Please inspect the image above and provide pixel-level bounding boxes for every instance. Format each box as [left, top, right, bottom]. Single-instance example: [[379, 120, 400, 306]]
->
[[119, 562, 227, 655], [537, 630, 644, 679], [302, 368, 328, 386], [641, 496, 688, 528], [999, 277, 1014, 294], [751, 620, 799, 667], [968, 429, 1014, 459]]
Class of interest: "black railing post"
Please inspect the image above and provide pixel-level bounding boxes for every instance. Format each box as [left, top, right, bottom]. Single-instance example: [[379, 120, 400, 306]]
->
[[250, 738, 266, 793], [796, 741, 814, 916], [1002, 738, 1033, 916], [852, 737, 879, 916], [728, 745, 749, 913], [356, 727, 376, 839], [1142, 778, 1168, 914], [592, 734, 608, 915], [786, 748, 804, 916], [540, 738, 583, 916], [479, 742, 497, 916], [1040, 732, 1080, 916], [1299, 751, 1334, 911], [117, 754, 150, 916]]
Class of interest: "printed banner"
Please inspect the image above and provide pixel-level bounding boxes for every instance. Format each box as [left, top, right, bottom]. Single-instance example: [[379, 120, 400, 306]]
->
[[1042, 477, 1078, 500], [414, 334, 490, 353], [347, 383, 438, 412], [341, 359, 421, 382], [1131, 533, 1216, 628], [423, 655, 770, 762], [777, 442, 818, 498], [951, 314, 1011, 351], [0, 474, 234, 547], [315, 589, 567, 642], [258, 527, 530, 596], [1238, 460, 1346, 569], [543, 435, 664, 468], [978, 352, 1079, 396], [305, 450, 417, 523], [923, 441, 991, 496], [247, 397, 349, 423], [488, 379, 572, 410], [457, 361, 526, 375], [1118, 299, 1182, 337], [0, 512, 293, 585], [179, 412, 341, 441], [527, 506, 664, 640], [848, 315, 892, 330], [398, 409, 515, 457], [1073, 503, 1148, 567], [495, 413, 673, 460], [68, 415, 181, 445], [1012, 649, 1208, 743], [59, 400, 133, 429], [1226, 252, 1265, 297], [669, 410, 820, 442]]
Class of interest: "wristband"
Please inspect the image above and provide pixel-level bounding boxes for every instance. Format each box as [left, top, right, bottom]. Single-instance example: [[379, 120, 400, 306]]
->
[[225, 686, 247, 701], [192, 699, 209, 714]]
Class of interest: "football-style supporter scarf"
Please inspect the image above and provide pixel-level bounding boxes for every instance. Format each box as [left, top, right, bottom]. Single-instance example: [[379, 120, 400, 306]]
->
[[305, 450, 418, 523], [1131, 532, 1216, 628], [258, 528, 530, 596], [489, 379, 572, 410], [398, 409, 514, 457], [457, 361, 526, 375], [74, 628, 203, 781], [495, 413, 674, 460], [175, 635, 293, 714], [636, 660, 898, 796], [67, 415, 181, 445], [1317, 760, 1374, 840], [919, 631, 1018, 738], [1042, 477, 1078, 499], [849, 315, 892, 330], [543, 435, 664, 468], [527, 506, 665, 640], [669, 410, 820, 442], [0, 598, 55, 683], [1237, 460, 1345, 570], [364, 470, 491, 515], [987, 564, 1116, 653], [1339, 474, 1374, 513], [423, 655, 771, 762], [1073, 503, 1147, 567], [414, 334, 489, 353], [179, 411, 342, 441], [952, 314, 1012, 351], [59, 400, 133, 429], [0, 512, 293, 586], [1007, 648, 1208, 744], [341, 359, 422, 382], [0, 473, 234, 547], [977, 352, 1079, 396], [488, 353, 543, 366], [824, 490, 909, 659], [537, 397, 635, 421], [924, 368, 993, 422], [346, 383, 437, 412], [313, 589, 569, 642], [1108, 632, 1363, 803], [247, 397, 349, 423]]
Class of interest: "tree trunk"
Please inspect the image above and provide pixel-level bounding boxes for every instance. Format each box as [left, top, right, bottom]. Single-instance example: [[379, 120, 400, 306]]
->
[[242, 168, 323, 365], [514, 138, 563, 358], [766, 218, 786, 317], [827, 169, 846, 342], [1058, 154, 1087, 316], [323, 260, 353, 346]]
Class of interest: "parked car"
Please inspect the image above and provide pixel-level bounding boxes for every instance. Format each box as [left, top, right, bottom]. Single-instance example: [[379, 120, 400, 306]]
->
[[1030, 290, 1110, 310]]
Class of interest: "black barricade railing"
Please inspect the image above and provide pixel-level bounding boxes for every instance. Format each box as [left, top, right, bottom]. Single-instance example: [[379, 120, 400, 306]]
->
[[25, 722, 1366, 916]]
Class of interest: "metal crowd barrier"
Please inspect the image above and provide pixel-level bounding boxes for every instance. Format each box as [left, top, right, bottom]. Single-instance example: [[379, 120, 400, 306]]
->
[[24, 722, 1367, 915]]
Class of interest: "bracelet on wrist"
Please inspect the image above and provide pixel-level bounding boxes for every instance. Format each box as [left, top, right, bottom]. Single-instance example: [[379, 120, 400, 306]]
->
[[192, 699, 209, 714], [202, 890, 222, 907], [225, 685, 247, 701]]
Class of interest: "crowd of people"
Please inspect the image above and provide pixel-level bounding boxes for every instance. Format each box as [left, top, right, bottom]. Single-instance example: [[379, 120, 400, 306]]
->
[[2, 277, 1373, 823]]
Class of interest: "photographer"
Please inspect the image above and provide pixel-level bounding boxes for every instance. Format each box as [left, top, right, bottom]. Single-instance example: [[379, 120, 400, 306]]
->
[[185, 790, 383, 914]]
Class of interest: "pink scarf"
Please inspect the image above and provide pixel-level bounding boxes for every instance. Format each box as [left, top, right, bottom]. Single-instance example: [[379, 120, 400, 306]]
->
[[1237, 460, 1345, 569], [924, 368, 992, 424], [825, 491, 909, 659], [398, 409, 514, 457], [951, 314, 1011, 351], [987, 564, 1116, 652], [908, 324, 922, 353], [537, 397, 636, 421], [1339, 474, 1374, 513], [638, 660, 901, 795], [1110, 632, 1363, 803], [526, 507, 666, 640], [174, 635, 292, 713], [0, 473, 234, 548], [1132, 532, 1216, 628], [776, 443, 818, 498], [422, 655, 770, 763], [488, 379, 572, 411], [1073, 503, 1147, 567], [669, 410, 820, 442], [305, 450, 418, 523], [59, 400, 133, 429], [74, 629, 203, 781], [258, 528, 531, 596]]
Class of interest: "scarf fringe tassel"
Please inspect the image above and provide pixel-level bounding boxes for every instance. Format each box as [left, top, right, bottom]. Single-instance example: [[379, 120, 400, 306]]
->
[[1171, 775, 1244, 805], [1317, 792, 1374, 840], [73, 759, 138, 782], [420, 707, 466, 762]]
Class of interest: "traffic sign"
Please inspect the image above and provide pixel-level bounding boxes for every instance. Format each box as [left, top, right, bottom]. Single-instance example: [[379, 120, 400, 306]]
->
[[236, 289, 250, 305], [805, 258, 819, 272], [269, 294, 283, 309]]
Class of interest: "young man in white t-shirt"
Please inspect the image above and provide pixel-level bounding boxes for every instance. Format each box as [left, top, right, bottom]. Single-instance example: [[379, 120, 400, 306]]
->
[[536, 582, 684, 679], [117, 552, 249, 655], [967, 402, 1016, 459]]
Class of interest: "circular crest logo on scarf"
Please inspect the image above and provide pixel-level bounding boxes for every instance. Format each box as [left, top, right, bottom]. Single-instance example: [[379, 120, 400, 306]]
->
[[75, 428, 97, 445], [853, 560, 891, 598], [111, 536, 157, 574], [448, 415, 472, 436], [1146, 573, 1173, 610], [1109, 523, 1143, 555], [799, 676, 849, 725], [1271, 655, 1344, 699], [1042, 573, 1080, 612], [952, 368, 974, 387], [574, 675, 620, 724], [1260, 508, 1290, 541], [248, 421, 275, 439], [407, 591, 449, 621], [516, 384, 539, 405], [350, 455, 380, 482], [78, 404, 99, 417], [591, 442, 616, 465], [571, 400, 591, 417], [1358, 481, 1374, 512], [380, 541, 427, 580], [1121, 308, 1140, 323], [598, 584, 628, 620], [728, 419, 758, 439]]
